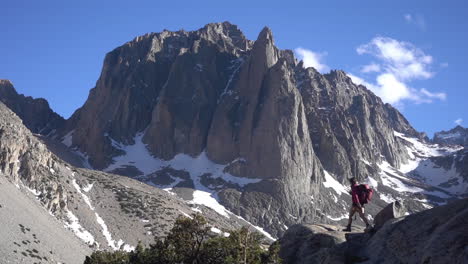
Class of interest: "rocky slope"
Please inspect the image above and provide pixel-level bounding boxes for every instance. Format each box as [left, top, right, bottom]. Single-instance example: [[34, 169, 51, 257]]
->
[[0, 101, 267, 263], [279, 198, 468, 264], [433, 125, 468, 146], [0, 79, 64, 135]]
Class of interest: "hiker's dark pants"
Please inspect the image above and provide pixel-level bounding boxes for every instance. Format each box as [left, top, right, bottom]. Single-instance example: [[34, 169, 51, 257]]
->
[[348, 204, 369, 226]]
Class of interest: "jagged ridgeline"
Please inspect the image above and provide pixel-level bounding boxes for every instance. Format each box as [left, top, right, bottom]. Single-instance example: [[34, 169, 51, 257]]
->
[[47, 22, 425, 237], [1, 22, 466, 258]]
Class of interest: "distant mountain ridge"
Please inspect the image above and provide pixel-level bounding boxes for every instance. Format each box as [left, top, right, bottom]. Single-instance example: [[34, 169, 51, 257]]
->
[[0, 79, 64, 135], [433, 125, 468, 146]]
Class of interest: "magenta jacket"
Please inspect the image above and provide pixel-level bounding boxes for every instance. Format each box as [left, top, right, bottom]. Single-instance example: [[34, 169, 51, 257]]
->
[[351, 184, 361, 207]]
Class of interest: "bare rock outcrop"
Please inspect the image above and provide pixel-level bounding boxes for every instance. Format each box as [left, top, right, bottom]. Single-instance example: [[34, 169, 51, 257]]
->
[[279, 224, 351, 264], [373, 200, 406, 230], [0, 79, 64, 135], [0, 102, 68, 214], [365, 198, 468, 264], [279, 198, 468, 264]]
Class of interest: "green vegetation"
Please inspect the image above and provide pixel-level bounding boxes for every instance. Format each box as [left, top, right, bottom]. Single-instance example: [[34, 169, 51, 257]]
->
[[84, 214, 282, 264]]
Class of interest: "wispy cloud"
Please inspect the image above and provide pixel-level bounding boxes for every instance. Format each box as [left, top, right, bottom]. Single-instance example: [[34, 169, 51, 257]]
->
[[440, 62, 449, 68], [351, 37, 446, 105], [361, 63, 381, 73], [295, 47, 329, 73], [455, 118, 463, 125], [404, 13, 426, 31]]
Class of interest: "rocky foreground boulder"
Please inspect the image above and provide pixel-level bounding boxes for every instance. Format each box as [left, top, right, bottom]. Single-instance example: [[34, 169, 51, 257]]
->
[[372, 200, 406, 230], [279, 224, 365, 264], [279, 198, 468, 264]]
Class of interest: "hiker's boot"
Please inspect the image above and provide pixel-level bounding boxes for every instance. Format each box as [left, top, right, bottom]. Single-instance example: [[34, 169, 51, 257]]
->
[[343, 225, 352, 232]]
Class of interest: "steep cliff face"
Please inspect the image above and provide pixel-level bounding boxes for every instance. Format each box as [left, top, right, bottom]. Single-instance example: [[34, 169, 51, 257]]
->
[[62, 22, 251, 169], [207, 29, 323, 231], [0, 79, 64, 135], [296, 67, 416, 183]]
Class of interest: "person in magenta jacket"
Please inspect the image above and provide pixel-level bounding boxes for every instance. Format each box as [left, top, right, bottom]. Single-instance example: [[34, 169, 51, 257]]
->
[[343, 178, 370, 232]]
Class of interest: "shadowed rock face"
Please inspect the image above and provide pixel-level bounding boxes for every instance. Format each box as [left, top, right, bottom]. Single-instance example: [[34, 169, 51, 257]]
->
[[279, 198, 468, 264], [365, 198, 468, 264], [62, 22, 252, 169], [52, 22, 430, 236], [0, 79, 65, 135]]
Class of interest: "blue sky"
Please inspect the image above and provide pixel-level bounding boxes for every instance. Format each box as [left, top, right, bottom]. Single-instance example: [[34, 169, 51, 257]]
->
[[1, 0, 467, 136]]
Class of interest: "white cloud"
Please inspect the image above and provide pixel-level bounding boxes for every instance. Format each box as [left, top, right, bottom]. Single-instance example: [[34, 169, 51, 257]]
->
[[440, 62, 449, 68], [404, 13, 426, 31], [295, 47, 329, 73], [357, 37, 433, 80], [455, 118, 463, 125], [361, 63, 381, 73], [351, 37, 445, 106], [420, 88, 446, 101]]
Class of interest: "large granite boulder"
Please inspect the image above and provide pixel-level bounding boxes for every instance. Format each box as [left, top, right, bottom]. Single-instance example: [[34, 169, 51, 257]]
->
[[373, 200, 406, 230], [279, 224, 351, 264], [364, 198, 468, 264], [279, 199, 468, 264]]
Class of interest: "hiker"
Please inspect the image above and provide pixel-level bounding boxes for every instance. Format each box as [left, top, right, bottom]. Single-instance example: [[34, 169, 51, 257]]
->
[[343, 178, 371, 232]]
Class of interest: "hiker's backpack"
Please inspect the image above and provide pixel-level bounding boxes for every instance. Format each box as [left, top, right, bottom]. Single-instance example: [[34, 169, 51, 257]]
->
[[357, 184, 373, 204]]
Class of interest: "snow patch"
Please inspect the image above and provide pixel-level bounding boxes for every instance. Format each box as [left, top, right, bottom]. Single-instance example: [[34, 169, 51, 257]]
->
[[25, 186, 42, 196], [72, 179, 95, 210], [210, 227, 221, 234], [365, 176, 379, 188], [191, 207, 202, 213], [379, 193, 395, 203], [72, 178, 133, 251], [326, 214, 348, 221], [105, 133, 261, 187], [105, 132, 262, 219], [233, 215, 276, 241], [379, 161, 428, 192], [190, 190, 229, 217], [82, 183, 94, 193], [64, 210, 96, 246], [322, 170, 348, 195], [178, 210, 193, 219], [413, 159, 466, 195], [62, 130, 74, 147]]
